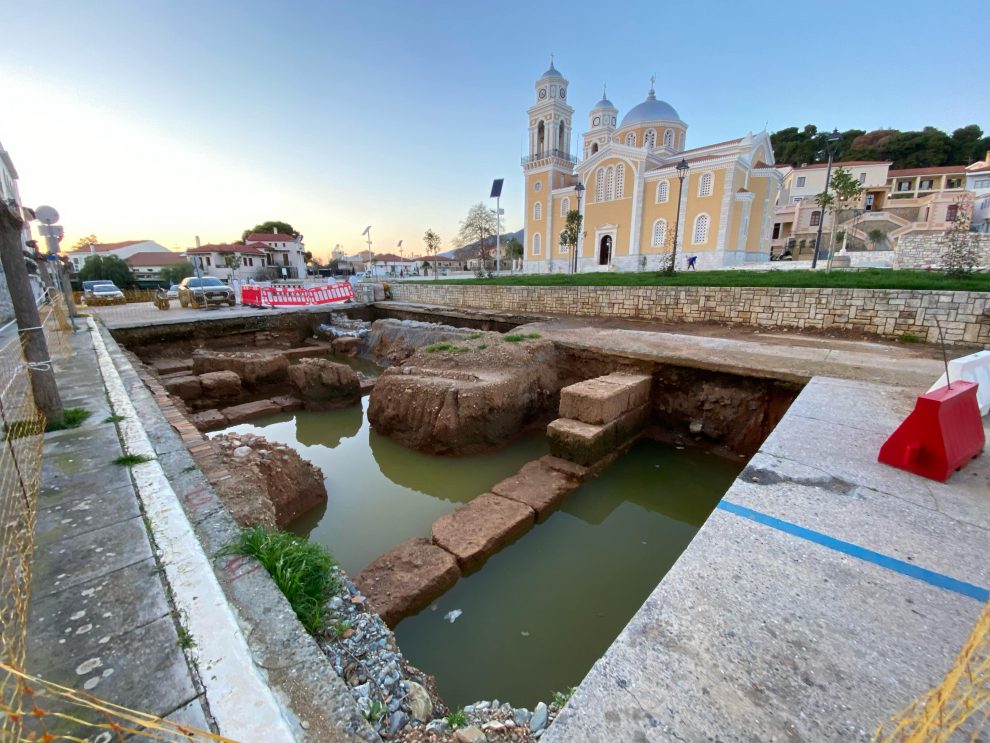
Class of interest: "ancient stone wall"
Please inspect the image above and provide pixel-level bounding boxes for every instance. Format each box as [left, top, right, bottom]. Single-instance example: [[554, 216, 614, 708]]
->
[[390, 283, 990, 345], [895, 233, 990, 270]]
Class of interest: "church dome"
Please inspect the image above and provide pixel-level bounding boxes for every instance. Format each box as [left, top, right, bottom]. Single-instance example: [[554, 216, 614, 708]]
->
[[620, 87, 682, 127], [592, 93, 616, 111], [540, 61, 563, 80]]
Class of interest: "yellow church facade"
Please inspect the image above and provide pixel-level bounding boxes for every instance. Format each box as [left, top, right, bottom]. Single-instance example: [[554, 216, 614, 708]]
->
[[522, 62, 783, 272]]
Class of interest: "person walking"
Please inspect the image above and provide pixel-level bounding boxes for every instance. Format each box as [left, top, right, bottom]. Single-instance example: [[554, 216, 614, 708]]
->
[[686, 255, 698, 270]]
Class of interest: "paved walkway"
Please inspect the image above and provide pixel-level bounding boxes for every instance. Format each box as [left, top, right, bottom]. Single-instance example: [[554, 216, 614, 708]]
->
[[28, 331, 214, 733]]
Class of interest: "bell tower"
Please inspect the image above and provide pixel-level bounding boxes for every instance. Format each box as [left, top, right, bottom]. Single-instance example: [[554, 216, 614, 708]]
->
[[583, 86, 618, 159], [523, 57, 576, 269]]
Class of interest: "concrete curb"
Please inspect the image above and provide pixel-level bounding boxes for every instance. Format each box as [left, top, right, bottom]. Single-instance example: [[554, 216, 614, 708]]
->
[[88, 318, 299, 741]]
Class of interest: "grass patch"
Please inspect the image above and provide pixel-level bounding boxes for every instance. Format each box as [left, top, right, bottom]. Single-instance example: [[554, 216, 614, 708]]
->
[[45, 407, 91, 432], [466, 331, 483, 339], [898, 333, 924, 344], [552, 687, 576, 707], [113, 453, 155, 467], [504, 332, 542, 343], [176, 624, 196, 650], [425, 342, 470, 353], [103, 414, 125, 424], [224, 526, 339, 634], [330, 619, 354, 638], [446, 708, 469, 728], [477, 343, 487, 350], [365, 700, 386, 723], [407, 268, 990, 292]]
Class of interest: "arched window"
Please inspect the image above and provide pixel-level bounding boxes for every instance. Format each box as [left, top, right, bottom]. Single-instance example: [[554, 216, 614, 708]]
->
[[536, 121, 545, 155], [596, 168, 605, 201], [810, 210, 821, 226], [615, 164, 625, 199], [656, 180, 669, 203], [561, 197, 570, 216], [533, 233, 541, 255], [693, 214, 710, 244], [651, 219, 668, 247], [663, 128, 674, 148], [645, 129, 656, 148], [625, 132, 636, 147], [605, 166, 614, 201], [558, 121, 566, 152], [534, 202, 542, 220], [591, 142, 599, 155], [699, 172, 714, 197]]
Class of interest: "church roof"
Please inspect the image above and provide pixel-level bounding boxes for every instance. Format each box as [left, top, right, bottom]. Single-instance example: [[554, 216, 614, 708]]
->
[[592, 95, 616, 111], [620, 85, 682, 127], [540, 61, 563, 79]]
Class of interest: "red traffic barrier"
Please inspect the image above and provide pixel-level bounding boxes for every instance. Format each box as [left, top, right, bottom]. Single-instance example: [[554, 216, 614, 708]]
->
[[240, 283, 354, 308], [878, 381, 985, 482]]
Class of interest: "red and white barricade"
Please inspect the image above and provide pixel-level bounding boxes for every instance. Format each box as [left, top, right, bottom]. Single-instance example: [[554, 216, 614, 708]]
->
[[240, 282, 355, 308]]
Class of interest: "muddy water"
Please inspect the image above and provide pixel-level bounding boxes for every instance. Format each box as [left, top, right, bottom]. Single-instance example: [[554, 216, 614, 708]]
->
[[217, 397, 549, 573], [393, 439, 743, 709]]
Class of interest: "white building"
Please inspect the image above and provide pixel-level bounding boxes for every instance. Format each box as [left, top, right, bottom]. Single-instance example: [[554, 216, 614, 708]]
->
[[65, 239, 173, 273], [0, 141, 44, 317], [184, 243, 270, 282], [966, 152, 990, 233], [244, 232, 308, 279]]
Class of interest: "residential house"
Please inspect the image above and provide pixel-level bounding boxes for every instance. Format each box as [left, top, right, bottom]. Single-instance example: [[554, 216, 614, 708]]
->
[[369, 253, 417, 276], [184, 244, 269, 282], [65, 239, 172, 273], [0, 140, 45, 317], [244, 232, 308, 279], [771, 161, 971, 257], [125, 251, 187, 287], [966, 152, 990, 233]]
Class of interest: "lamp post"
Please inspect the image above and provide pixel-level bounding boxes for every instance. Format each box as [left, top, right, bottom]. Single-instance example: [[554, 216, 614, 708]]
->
[[811, 128, 842, 269], [573, 182, 585, 274], [669, 159, 689, 274]]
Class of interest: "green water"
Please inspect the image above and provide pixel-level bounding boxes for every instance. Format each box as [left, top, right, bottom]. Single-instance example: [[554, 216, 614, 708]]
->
[[217, 397, 549, 573], [393, 439, 743, 709]]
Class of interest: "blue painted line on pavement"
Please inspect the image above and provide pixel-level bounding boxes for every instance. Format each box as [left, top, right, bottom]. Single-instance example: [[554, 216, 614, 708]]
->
[[716, 500, 990, 602]]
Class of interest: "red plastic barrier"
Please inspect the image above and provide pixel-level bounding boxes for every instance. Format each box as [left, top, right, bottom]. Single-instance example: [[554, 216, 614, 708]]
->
[[877, 381, 985, 482], [239, 283, 354, 308]]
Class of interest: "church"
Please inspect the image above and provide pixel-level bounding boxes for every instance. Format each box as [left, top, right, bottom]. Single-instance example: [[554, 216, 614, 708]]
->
[[522, 61, 782, 272]]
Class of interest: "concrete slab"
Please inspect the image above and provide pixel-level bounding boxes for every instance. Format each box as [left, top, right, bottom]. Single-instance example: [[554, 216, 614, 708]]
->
[[353, 538, 461, 628], [220, 398, 282, 424], [547, 404, 649, 466], [35, 483, 141, 547], [432, 493, 535, 571], [558, 372, 651, 425], [491, 459, 581, 518]]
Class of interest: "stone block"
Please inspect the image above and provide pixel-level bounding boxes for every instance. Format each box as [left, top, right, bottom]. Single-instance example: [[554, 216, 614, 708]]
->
[[491, 459, 581, 518], [163, 375, 202, 401], [189, 408, 227, 431], [198, 370, 241, 399], [282, 346, 333, 361], [432, 493, 535, 571], [191, 350, 289, 387], [271, 395, 303, 412], [547, 403, 649, 466], [353, 538, 460, 628], [558, 372, 651, 425], [287, 358, 360, 409], [220, 399, 282, 425], [152, 358, 193, 375]]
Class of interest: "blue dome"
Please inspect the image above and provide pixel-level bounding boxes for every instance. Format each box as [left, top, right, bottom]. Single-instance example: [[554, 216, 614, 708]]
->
[[540, 61, 563, 79], [592, 95, 616, 111], [620, 89, 682, 127]]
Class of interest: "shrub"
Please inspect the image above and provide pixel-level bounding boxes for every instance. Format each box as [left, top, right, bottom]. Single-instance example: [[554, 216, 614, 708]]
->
[[446, 709, 469, 728], [225, 526, 339, 634]]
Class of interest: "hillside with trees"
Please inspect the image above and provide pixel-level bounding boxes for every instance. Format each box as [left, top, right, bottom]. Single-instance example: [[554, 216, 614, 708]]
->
[[771, 124, 989, 169]]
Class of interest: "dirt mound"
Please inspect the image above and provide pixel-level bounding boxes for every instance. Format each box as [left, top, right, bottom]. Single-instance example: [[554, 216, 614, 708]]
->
[[367, 333, 559, 455], [211, 433, 327, 527], [363, 319, 477, 367]]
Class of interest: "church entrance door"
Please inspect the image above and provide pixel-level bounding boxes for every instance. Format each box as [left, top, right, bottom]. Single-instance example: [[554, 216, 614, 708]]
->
[[598, 235, 612, 266]]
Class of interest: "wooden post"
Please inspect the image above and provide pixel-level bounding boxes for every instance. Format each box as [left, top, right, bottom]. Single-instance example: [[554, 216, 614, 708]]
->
[[0, 205, 63, 421]]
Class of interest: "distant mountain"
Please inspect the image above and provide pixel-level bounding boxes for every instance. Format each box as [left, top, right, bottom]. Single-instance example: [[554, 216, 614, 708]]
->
[[443, 229, 524, 260]]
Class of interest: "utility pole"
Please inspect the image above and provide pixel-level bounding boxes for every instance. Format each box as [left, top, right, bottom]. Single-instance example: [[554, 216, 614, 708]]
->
[[35, 206, 77, 330], [0, 204, 64, 421]]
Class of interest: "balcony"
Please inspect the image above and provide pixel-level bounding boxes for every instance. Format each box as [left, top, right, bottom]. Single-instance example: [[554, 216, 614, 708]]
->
[[521, 149, 577, 166]]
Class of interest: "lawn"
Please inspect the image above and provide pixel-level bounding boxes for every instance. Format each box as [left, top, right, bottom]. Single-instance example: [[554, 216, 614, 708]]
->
[[408, 269, 990, 292]]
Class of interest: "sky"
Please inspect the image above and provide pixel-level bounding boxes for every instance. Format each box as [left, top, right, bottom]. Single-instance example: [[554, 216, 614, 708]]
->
[[2, 0, 986, 262]]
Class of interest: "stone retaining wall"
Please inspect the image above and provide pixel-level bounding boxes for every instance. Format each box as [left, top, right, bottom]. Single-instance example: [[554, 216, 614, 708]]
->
[[895, 233, 990, 270], [390, 283, 990, 345]]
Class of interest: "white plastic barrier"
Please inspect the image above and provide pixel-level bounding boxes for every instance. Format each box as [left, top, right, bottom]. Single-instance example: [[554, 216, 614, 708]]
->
[[929, 350, 990, 416]]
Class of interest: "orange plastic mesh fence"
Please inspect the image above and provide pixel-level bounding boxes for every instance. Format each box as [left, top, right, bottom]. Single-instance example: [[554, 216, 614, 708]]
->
[[875, 598, 990, 741]]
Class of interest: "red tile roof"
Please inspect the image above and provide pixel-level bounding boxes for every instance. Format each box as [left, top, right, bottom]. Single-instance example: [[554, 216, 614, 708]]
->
[[245, 232, 297, 243], [888, 165, 967, 177], [66, 239, 147, 254], [796, 161, 890, 170], [968, 163, 990, 173], [187, 243, 267, 256], [126, 251, 184, 267], [372, 253, 411, 263], [681, 137, 743, 155]]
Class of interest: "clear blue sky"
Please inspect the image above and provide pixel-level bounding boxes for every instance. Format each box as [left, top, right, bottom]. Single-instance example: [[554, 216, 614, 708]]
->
[[2, 0, 985, 259]]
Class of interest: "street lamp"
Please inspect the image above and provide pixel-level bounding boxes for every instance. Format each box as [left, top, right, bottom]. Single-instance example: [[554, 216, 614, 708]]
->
[[669, 159, 689, 274], [573, 182, 585, 274], [811, 128, 842, 269]]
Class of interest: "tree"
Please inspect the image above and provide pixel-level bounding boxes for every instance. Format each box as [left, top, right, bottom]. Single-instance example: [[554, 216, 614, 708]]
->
[[423, 228, 442, 281], [504, 237, 523, 260], [558, 210, 583, 273], [457, 204, 497, 266], [940, 196, 979, 277], [160, 261, 194, 286], [69, 234, 99, 252], [77, 255, 136, 287], [241, 220, 299, 242], [222, 252, 242, 275], [816, 167, 863, 215], [304, 250, 314, 264], [867, 229, 885, 251]]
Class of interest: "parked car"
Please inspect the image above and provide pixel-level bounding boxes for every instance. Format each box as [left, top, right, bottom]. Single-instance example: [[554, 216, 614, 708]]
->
[[81, 280, 114, 297], [177, 277, 236, 308], [166, 284, 179, 299], [86, 283, 126, 305]]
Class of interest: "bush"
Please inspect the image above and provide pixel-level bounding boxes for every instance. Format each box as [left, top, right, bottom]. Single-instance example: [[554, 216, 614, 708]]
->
[[225, 526, 339, 634]]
